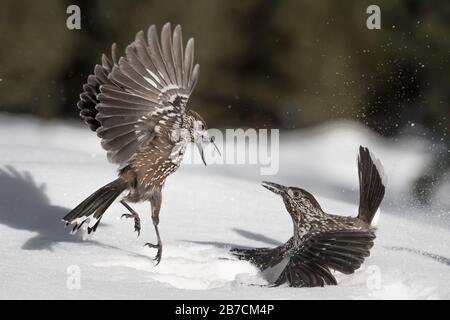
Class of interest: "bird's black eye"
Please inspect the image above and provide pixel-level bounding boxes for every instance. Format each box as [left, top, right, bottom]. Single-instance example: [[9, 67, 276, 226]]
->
[[294, 191, 299, 197]]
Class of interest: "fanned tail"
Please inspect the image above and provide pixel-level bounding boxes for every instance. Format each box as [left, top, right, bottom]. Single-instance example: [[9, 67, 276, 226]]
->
[[62, 179, 127, 234], [357, 146, 386, 225]]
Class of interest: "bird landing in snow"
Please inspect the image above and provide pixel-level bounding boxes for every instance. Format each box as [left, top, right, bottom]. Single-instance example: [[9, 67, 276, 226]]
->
[[232, 146, 386, 287], [62, 23, 218, 265]]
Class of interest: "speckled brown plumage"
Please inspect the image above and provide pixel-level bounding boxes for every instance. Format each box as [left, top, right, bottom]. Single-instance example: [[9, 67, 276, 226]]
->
[[63, 23, 210, 265], [232, 146, 386, 287]]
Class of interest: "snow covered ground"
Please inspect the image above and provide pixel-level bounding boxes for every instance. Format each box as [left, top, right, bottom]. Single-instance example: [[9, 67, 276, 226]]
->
[[0, 114, 448, 299]]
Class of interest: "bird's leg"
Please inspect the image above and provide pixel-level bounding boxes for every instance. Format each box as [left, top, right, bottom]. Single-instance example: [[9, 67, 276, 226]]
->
[[144, 192, 163, 265], [144, 224, 162, 265], [120, 200, 141, 237]]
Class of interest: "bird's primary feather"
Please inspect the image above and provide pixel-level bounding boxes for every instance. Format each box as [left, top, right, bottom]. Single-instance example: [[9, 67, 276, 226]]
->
[[77, 23, 200, 167]]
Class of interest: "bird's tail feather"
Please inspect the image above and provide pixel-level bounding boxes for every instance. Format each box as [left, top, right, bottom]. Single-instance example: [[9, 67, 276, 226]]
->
[[62, 178, 127, 234], [357, 146, 386, 225]]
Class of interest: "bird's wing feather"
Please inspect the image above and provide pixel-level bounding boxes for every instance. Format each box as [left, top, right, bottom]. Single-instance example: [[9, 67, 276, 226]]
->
[[274, 229, 375, 287], [231, 244, 288, 271], [79, 23, 199, 166], [273, 256, 337, 287], [77, 44, 119, 131]]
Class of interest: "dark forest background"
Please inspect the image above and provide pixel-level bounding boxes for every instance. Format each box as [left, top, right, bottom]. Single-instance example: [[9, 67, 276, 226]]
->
[[0, 0, 448, 203]]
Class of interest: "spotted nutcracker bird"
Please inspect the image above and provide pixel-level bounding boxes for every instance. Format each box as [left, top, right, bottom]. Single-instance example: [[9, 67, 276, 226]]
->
[[232, 146, 386, 287], [63, 23, 216, 265]]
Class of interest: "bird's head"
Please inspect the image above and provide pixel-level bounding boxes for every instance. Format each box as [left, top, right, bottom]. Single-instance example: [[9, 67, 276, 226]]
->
[[189, 110, 220, 166], [261, 181, 322, 213]]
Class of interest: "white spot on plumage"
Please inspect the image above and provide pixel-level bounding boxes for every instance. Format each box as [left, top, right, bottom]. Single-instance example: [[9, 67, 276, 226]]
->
[[161, 84, 180, 93], [143, 76, 158, 88], [371, 208, 381, 226], [146, 69, 161, 84]]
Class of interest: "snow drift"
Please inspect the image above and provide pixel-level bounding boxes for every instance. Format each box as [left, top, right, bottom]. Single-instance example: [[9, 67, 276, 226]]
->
[[0, 114, 448, 299]]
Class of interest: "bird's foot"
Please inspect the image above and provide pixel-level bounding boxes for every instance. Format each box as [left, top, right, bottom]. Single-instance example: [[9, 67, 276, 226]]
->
[[121, 213, 141, 237], [144, 242, 163, 266]]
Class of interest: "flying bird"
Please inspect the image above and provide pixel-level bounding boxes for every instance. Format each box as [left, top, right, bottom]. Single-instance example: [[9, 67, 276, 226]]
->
[[63, 23, 216, 264], [232, 146, 385, 287]]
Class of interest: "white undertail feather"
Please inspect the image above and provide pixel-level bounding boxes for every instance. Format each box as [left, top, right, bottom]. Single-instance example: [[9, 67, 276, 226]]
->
[[371, 208, 381, 227], [369, 149, 386, 227]]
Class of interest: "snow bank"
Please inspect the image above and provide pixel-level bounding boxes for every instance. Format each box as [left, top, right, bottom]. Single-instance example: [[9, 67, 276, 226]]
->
[[0, 114, 448, 299]]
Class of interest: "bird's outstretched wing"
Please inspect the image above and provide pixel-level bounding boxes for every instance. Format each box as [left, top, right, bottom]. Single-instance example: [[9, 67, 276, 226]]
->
[[231, 239, 292, 271], [274, 230, 376, 287], [77, 44, 119, 132], [77, 23, 200, 165]]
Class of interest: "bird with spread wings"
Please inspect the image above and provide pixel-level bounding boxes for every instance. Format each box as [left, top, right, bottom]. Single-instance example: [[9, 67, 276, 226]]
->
[[63, 23, 216, 264]]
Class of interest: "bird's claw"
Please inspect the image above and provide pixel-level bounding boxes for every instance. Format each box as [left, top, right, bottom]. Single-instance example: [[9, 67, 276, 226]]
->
[[121, 213, 141, 237], [144, 242, 162, 265], [144, 242, 158, 248]]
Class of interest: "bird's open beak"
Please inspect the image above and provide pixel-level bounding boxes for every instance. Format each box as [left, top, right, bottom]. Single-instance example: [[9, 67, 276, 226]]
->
[[210, 136, 222, 157], [196, 141, 207, 166], [261, 181, 286, 195], [196, 136, 222, 167]]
